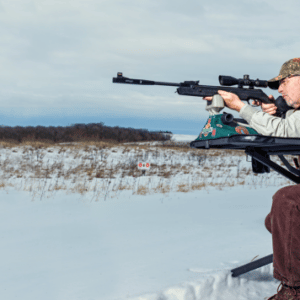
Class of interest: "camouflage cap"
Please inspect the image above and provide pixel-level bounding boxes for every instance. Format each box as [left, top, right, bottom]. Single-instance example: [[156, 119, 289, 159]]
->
[[268, 58, 300, 90]]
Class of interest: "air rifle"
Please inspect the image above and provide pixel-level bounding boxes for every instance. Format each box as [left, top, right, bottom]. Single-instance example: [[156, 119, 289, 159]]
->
[[112, 73, 292, 117]]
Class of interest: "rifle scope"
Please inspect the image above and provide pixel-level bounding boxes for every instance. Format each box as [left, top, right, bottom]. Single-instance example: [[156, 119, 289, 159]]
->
[[219, 75, 268, 89]]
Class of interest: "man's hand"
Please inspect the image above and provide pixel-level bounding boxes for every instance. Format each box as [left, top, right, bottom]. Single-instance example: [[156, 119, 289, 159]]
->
[[203, 90, 245, 112], [252, 95, 277, 115]]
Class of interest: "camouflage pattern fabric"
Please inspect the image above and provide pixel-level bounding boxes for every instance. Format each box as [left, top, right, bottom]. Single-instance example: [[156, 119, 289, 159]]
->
[[268, 57, 300, 90], [195, 114, 258, 141]]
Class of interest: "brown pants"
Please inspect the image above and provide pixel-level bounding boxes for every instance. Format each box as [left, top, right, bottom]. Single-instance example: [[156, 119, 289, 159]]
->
[[265, 185, 300, 286]]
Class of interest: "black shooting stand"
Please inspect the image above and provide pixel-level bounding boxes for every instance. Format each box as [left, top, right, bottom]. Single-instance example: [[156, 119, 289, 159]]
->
[[190, 135, 300, 277]]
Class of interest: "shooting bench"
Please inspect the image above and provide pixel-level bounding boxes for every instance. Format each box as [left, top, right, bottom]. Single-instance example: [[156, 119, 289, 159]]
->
[[190, 135, 300, 277]]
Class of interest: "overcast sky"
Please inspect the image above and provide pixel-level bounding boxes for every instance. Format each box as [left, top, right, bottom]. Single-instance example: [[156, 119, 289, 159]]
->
[[0, 0, 299, 133]]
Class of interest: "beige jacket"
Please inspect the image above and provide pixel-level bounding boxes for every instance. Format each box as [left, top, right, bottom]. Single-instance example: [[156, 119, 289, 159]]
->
[[239, 104, 300, 137]]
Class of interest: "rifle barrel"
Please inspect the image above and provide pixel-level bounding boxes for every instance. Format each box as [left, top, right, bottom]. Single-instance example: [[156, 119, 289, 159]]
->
[[112, 74, 180, 87], [153, 81, 180, 87]]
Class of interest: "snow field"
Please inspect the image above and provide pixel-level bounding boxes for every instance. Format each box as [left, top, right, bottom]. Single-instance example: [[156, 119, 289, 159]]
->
[[0, 135, 293, 299], [0, 185, 282, 300]]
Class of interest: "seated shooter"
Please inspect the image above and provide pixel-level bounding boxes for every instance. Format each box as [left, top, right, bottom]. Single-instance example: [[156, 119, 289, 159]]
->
[[203, 58, 300, 300]]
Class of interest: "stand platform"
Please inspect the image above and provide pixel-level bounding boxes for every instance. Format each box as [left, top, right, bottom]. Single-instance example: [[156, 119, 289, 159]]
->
[[190, 135, 300, 150]]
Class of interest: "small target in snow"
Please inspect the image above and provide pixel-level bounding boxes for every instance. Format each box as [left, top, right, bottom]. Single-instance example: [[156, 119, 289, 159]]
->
[[137, 162, 151, 170]]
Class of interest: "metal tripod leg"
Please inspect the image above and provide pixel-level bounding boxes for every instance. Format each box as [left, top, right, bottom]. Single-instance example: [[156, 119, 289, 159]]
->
[[231, 254, 273, 277], [245, 147, 300, 184]]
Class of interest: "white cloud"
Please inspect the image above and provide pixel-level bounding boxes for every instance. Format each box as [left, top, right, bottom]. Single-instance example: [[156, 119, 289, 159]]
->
[[0, 0, 298, 123]]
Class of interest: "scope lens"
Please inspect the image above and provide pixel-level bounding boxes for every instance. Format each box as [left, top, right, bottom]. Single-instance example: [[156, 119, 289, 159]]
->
[[219, 76, 239, 86], [254, 80, 268, 88]]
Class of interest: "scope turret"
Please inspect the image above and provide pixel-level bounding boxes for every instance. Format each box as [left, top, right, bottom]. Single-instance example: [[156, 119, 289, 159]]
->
[[219, 75, 268, 89]]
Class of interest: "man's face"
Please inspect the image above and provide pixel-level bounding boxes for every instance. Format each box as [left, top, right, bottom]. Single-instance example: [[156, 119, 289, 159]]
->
[[278, 75, 300, 109]]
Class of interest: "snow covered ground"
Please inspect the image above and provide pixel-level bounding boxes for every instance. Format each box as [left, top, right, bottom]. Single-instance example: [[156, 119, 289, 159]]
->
[[0, 134, 290, 300]]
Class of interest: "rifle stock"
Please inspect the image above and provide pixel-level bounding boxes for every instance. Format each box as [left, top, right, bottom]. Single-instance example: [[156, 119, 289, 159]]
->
[[177, 85, 272, 103]]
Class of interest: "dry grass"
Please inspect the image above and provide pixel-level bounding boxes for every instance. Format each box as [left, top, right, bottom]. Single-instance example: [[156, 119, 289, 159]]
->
[[191, 183, 207, 190], [0, 138, 246, 157], [135, 185, 150, 195], [177, 183, 190, 193], [0, 139, 294, 200], [152, 182, 171, 194]]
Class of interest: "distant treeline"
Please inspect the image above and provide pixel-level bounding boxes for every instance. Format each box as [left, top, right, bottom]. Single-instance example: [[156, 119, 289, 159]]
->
[[0, 123, 172, 143]]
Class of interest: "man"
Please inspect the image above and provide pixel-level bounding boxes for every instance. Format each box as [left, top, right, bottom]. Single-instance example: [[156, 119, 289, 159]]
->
[[203, 58, 300, 300]]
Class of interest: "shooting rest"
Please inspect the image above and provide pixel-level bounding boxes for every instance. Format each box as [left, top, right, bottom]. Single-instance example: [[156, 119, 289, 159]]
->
[[190, 135, 300, 277]]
